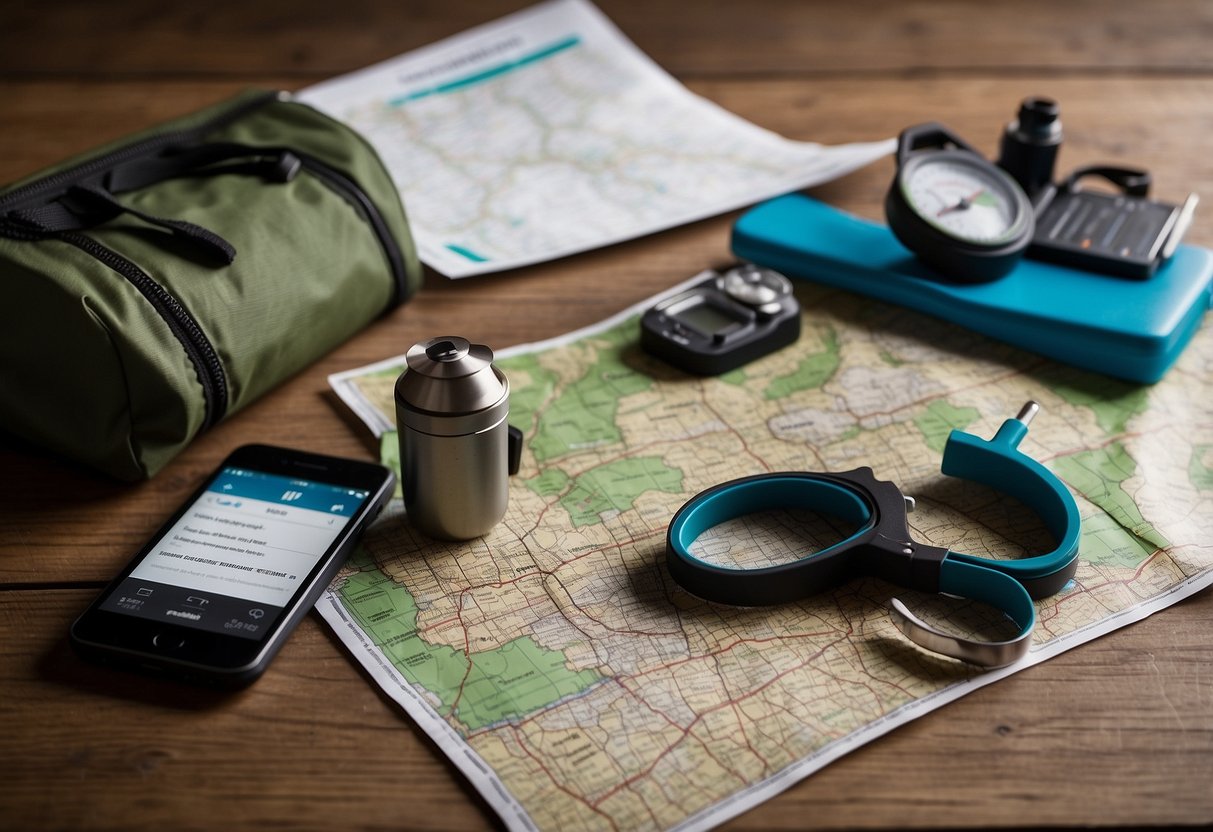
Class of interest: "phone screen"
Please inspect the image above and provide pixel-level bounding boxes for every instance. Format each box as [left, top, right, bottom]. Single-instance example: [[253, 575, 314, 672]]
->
[[97, 465, 373, 640]]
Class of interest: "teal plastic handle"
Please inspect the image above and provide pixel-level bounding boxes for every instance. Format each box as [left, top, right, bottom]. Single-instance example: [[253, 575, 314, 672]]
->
[[666, 473, 878, 607], [941, 409, 1081, 597]]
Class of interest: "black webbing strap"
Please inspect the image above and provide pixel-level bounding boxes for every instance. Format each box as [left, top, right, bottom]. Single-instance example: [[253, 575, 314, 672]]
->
[[9, 184, 236, 265], [105, 142, 297, 193], [3, 142, 302, 265]]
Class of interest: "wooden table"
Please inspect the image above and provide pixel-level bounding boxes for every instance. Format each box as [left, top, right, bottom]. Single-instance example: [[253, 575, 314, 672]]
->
[[2, 2, 1211, 828]]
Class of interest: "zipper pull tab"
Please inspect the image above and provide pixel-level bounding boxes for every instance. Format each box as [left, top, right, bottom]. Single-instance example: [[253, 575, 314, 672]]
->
[[270, 152, 302, 183]]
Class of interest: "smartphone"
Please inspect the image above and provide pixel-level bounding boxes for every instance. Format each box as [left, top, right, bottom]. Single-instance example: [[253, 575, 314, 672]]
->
[[70, 444, 395, 688]]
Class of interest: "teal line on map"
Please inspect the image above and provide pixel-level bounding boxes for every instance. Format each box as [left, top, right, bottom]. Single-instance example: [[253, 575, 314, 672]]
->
[[389, 35, 582, 106], [447, 243, 490, 262]]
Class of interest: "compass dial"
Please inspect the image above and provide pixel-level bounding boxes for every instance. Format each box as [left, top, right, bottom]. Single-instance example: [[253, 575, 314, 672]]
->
[[901, 155, 1031, 245], [885, 126, 1036, 283]]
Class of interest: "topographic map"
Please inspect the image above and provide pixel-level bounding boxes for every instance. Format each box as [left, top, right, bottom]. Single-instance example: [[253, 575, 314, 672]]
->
[[322, 274, 1213, 832], [298, 0, 892, 276]]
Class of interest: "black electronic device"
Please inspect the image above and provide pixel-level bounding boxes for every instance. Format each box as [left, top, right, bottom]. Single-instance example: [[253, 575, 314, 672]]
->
[[69, 445, 395, 688], [640, 265, 800, 375], [885, 122, 1036, 283], [1029, 167, 1198, 280], [995, 96, 1198, 279]]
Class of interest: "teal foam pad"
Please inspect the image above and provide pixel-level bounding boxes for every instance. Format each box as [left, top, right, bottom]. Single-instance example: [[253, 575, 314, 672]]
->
[[731, 195, 1213, 383]]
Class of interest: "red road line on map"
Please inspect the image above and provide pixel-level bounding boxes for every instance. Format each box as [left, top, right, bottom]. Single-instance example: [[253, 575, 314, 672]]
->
[[443, 531, 676, 713], [526, 435, 684, 537], [730, 700, 768, 775], [612, 675, 750, 790], [509, 725, 622, 831], [589, 637, 847, 808], [847, 636, 917, 700], [619, 627, 843, 684], [697, 388, 772, 474], [446, 591, 476, 718], [417, 527, 668, 636], [564, 436, 683, 479], [1036, 548, 1166, 631], [460, 622, 845, 745], [1039, 428, 1151, 465]]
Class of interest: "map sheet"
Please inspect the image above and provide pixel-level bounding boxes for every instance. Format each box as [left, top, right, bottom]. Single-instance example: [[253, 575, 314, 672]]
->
[[297, 0, 893, 277], [320, 274, 1213, 831]]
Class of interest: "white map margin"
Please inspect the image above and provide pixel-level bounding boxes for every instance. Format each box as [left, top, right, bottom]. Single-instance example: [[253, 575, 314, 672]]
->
[[321, 278, 1213, 831]]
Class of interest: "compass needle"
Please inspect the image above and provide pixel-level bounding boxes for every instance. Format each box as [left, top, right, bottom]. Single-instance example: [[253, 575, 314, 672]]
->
[[887, 123, 1034, 282]]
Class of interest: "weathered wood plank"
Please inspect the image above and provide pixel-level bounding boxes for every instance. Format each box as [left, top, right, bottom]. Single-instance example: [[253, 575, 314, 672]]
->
[[2, 4, 1212, 829], [1, 0, 1211, 78]]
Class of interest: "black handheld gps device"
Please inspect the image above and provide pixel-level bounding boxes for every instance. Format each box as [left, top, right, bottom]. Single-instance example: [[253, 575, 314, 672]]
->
[[640, 265, 800, 375]]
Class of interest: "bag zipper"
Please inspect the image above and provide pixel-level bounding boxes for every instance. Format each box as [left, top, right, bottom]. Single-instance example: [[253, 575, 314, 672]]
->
[[293, 152, 409, 307], [60, 231, 228, 431]]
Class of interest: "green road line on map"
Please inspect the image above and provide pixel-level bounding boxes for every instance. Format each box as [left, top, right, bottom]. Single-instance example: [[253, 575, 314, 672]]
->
[[914, 400, 980, 454], [338, 561, 600, 732], [1054, 443, 1170, 554], [556, 456, 683, 527], [527, 322, 652, 462], [763, 327, 840, 400], [1048, 372, 1150, 435], [1189, 445, 1213, 491]]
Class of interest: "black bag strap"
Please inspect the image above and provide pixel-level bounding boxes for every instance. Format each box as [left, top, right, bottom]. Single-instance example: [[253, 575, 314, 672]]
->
[[106, 142, 301, 193], [4, 142, 302, 265]]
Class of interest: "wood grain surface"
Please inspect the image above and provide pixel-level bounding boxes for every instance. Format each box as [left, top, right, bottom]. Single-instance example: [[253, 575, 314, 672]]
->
[[1, 2, 1210, 830]]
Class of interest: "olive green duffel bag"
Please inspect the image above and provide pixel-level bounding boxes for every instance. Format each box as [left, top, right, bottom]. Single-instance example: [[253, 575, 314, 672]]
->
[[0, 90, 421, 480]]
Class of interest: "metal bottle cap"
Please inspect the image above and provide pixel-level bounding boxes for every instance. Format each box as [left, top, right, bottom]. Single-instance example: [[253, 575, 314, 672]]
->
[[395, 336, 509, 437]]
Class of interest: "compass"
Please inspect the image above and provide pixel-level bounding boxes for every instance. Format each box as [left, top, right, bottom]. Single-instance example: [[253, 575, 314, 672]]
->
[[886, 122, 1034, 283]]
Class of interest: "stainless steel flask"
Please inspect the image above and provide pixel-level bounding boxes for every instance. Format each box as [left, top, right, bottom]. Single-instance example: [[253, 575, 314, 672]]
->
[[394, 336, 510, 540]]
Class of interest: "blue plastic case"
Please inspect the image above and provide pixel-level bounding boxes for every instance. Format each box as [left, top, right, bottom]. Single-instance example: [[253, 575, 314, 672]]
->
[[731, 195, 1213, 383]]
